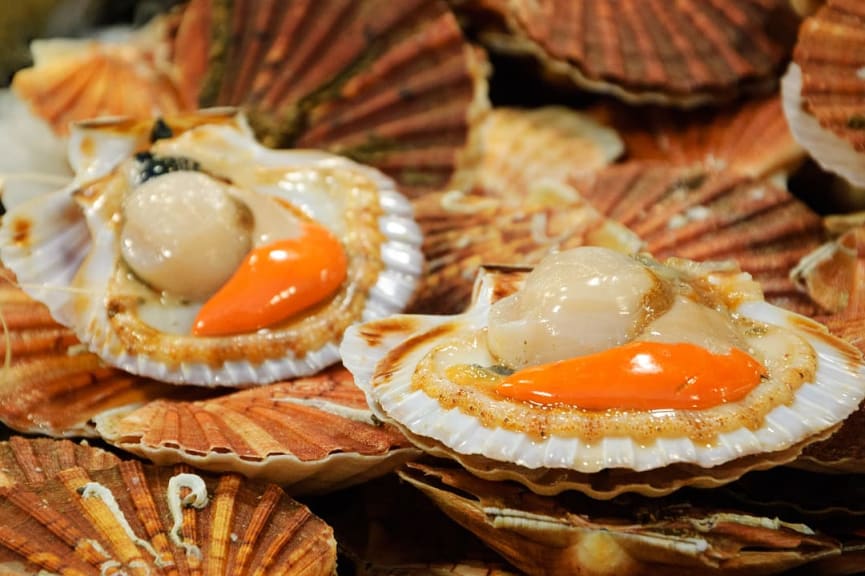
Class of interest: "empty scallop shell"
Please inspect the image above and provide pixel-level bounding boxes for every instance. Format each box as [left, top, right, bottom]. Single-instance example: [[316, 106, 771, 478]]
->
[[94, 366, 420, 494], [569, 162, 825, 315], [11, 23, 190, 135], [469, 106, 624, 202], [0, 109, 423, 387], [399, 461, 843, 576], [782, 0, 865, 187], [410, 189, 643, 313], [0, 436, 119, 487], [458, 0, 795, 106], [592, 94, 805, 179], [0, 459, 337, 575], [341, 252, 865, 497], [168, 0, 490, 196], [0, 267, 204, 437]]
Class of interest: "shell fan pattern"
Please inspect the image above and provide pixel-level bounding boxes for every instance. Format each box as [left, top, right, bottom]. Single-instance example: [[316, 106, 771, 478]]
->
[[0, 109, 424, 387]]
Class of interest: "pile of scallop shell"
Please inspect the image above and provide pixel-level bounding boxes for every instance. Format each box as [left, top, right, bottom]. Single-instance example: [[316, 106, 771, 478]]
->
[[1, 0, 865, 574]]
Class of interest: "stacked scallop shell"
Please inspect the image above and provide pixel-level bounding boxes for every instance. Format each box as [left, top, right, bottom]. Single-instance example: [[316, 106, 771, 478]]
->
[[782, 0, 865, 187], [0, 437, 338, 574], [4, 0, 865, 574], [452, 0, 798, 106]]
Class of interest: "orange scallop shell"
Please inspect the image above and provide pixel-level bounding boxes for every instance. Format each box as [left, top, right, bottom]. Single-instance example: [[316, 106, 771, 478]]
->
[[94, 366, 418, 494], [458, 0, 796, 105], [569, 162, 825, 316], [592, 94, 805, 178], [168, 0, 490, 195], [0, 269, 201, 438], [0, 458, 337, 575], [0, 436, 119, 487], [398, 461, 845, 576]]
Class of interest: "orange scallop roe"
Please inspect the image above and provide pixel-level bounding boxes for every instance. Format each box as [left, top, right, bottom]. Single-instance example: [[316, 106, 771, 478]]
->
[[496, 341, 766, 410], [192, 221, 347, 336]]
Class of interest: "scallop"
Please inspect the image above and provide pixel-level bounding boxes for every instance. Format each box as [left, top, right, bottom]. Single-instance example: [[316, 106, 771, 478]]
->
[[0, 109, 423, 387], [341, 246, 865, 495]]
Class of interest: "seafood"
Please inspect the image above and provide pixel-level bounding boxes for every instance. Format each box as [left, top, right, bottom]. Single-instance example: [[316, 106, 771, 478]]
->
[[782, 0, 865, 187], [0, 456, 337, 574], [0, 109, 423, 386], [569, 162, 826, 316], [94, 366, 420, 494], [453, 0, 796, 106], [398, 461, 848, 576], [0, 436, 119, 486], [341, 247, 865, 496]]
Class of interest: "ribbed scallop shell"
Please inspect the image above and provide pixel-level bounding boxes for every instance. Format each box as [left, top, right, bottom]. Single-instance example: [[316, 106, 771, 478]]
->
[[0, 110, 424, 387], [94, 366, 419, 494], [169, 0, 490, 196], [410, 190, 643, 313], [341, 262, 865, 497], [0, 268, 202, 437], [569, 162, 825, 315], [398, 462, 843, 576], [459, 0, 795, 105], [782, 0, 865, 187], [0, 460, 337, 575], [469, 106, 623, 202], [11, 25, 190, 135], [0, 437, 119, 487], [593, 94, 805, 179]]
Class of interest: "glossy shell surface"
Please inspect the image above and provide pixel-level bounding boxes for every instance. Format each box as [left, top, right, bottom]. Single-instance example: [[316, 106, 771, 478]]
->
[[0, 110, 423, 387]]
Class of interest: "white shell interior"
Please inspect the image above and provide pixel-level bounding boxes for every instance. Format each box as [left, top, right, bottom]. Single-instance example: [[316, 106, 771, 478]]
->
[[341, 266, 865, 473], [0, 109, 424, 386]]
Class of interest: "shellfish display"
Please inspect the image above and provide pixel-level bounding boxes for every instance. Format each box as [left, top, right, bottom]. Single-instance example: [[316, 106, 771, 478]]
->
[[0, 109, 423, 387], [341, 247, 865, 496]]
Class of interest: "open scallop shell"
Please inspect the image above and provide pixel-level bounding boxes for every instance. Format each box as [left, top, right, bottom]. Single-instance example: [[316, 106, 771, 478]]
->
[[168, 0, 490, 196], [0, 267, 205, 437], [94, 366, 420, 494], [11, 23, 190, 135], [341, 260, 865, 496], [592, 94, 805, 179], [0, 459, 337, 575], [782, 0, 865, 187], [457, 0, 795, 106], [410, 189, 643, 314], [398, 461, 844, 576], [0, 109, 423, 387], [569, 162, 825, 315]]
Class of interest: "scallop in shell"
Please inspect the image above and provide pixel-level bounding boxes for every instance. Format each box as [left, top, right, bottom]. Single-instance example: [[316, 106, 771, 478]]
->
[[0, 459, 337, 574], [0, 109, 423, 386], [341, 246, 865, 496], [0, 436, 119, 487], [454, 0, 796, 106], [94, 366, 420, 494], [781, 0, 865, 187]]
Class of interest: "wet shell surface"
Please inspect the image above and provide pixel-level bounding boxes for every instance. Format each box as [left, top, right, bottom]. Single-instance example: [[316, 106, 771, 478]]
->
[[782, 0, 865, 187], [94, 366, 420, 494], [410, 189, 643, 314], [0, 459, 337, 575], [341, 247, 865, 497], [593, 94, 805, 179], [11, 24, 190, 135], [398, 461, 846, 576], [460, 0, 795, 105], [0, 267, 205, 437], [168, 0, 490, 195], [0, 109, 424, 386], [569, 161, 825, 316]]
